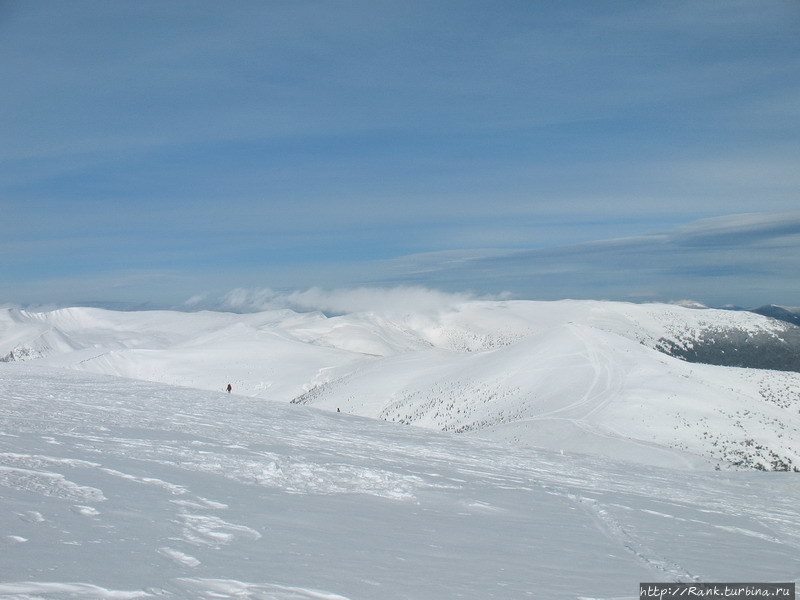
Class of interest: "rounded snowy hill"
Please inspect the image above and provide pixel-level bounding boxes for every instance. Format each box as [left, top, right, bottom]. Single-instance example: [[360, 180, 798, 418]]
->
[[2, 299, 799, 470]]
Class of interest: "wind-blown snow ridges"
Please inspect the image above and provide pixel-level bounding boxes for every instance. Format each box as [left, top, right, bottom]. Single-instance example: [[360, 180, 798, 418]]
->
[[1, 363, 800, 599]]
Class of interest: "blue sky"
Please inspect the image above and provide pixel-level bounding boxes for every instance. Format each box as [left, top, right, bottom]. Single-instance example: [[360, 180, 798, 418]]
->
[[2, 1, 799, 310]]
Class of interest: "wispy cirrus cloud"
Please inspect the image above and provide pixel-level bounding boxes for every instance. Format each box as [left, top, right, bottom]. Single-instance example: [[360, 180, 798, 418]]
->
[[379, 212, 800, 307]]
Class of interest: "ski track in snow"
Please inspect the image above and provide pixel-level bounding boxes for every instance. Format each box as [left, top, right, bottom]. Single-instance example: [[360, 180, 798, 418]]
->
[[567, 492, 699, 583], [532, 324, 623, 421]]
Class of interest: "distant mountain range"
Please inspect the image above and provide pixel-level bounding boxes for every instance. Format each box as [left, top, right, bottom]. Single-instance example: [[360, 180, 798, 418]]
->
[[748, 304, 800, 327], [1, 300, 799, 470], [654, 304, 800, 372]]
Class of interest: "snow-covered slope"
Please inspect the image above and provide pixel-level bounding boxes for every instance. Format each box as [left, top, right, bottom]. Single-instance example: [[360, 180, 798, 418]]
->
[[1, 300, 799, 470], [294, 322, 800, 471], [1, 363, 799, 599], [0, 307, 425, 401]]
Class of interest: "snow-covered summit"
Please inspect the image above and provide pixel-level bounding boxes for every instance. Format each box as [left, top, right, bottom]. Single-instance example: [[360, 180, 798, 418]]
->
[[1, 299, 798, 470]]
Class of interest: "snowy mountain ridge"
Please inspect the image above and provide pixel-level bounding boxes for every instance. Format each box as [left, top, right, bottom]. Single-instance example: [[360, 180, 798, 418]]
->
[[1, 299, 795, 362], [1, 300, 799, 471]]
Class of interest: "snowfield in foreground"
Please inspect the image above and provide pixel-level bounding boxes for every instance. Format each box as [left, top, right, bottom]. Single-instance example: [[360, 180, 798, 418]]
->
[[1, 363, 799, 599]]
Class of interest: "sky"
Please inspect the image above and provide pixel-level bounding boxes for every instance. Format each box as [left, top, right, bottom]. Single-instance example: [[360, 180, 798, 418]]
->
[[2, 1, 799, 310]]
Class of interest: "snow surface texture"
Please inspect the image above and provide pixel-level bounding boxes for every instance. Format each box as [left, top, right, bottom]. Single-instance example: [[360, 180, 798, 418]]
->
[[1, 301, 799, 471], [1, 363, 800, 599]]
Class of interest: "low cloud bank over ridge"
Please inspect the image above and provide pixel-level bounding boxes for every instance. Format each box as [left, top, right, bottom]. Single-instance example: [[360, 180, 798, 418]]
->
[[196, 286, 492, 316], [189, 212, 800, 315]]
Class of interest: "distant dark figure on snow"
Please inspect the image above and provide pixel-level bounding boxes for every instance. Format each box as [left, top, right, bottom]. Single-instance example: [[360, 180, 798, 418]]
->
[[337, 407, 340, 412], [226, 384, 232, 393]]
